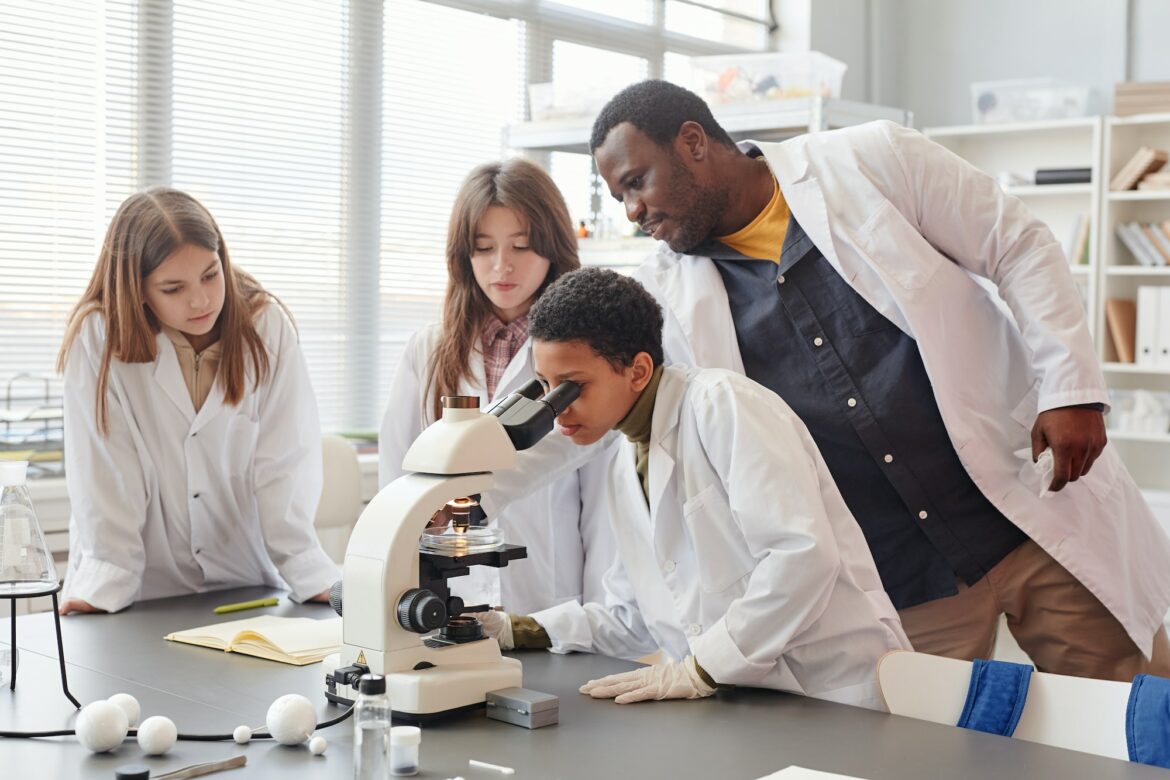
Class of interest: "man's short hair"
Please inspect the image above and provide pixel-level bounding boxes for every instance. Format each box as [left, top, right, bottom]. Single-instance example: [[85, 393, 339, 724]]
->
[[529, 268, 664, 369], [589, 79, 736, 153]]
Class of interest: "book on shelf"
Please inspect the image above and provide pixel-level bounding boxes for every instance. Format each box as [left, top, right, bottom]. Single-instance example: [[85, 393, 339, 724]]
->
[[1144, 225, 1170, 265], [1110, 147, 1168, 191], [1114, 81, 1170, 116], [164, 615, 342, 665], [1063, 214, 1091, 266], [1105, 298, 1138, 363], [1117, 222, 1168, 267], [1035, 167, 1092, 185], [1138, 171, 1170, 191]]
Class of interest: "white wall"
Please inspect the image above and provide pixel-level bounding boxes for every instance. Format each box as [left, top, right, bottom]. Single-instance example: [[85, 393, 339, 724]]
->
[[788, 0, 1170, 129]]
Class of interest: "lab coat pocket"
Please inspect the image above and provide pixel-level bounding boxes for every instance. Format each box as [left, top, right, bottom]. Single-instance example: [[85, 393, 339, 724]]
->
[[1008, 379, 1042, 429], [682, 484, 753, 594], [1078, 447, 1121, 503], [857, 202, 940, 291]]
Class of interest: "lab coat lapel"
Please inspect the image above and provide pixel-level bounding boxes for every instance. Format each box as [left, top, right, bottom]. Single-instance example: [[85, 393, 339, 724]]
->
[[191, 377, 226, 435], [647, 368, 686, 525], [153, 334, 196, 425]]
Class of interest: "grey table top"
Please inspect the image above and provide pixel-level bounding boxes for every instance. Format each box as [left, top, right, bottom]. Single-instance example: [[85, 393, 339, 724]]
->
[[3, 587, 1167, 779]]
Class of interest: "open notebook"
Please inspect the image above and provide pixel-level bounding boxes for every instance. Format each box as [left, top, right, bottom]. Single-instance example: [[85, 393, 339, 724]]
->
[[164, 615, 342, 665]]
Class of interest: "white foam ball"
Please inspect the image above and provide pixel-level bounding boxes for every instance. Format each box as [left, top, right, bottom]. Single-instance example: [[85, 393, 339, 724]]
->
[[309, 735, 327, 755], [106, 693, 141, 727], [136, 715, 177, 756], [233, 725, 252, 744], [76, 700, 129, 753], [265, 694, 316, 746]]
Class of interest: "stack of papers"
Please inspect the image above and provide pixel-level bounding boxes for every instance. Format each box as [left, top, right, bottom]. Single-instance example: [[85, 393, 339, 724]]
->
[[165, 615, 342, 666]]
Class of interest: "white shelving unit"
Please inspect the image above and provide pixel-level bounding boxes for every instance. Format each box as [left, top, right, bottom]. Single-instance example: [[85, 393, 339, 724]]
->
[[926, 115, 1170, 491], [508, 97, 913, 270]]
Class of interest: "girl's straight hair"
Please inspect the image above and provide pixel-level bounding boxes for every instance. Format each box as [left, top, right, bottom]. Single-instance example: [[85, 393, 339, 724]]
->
[[58, 187, 276, 434], [426, 158, 580, 421]]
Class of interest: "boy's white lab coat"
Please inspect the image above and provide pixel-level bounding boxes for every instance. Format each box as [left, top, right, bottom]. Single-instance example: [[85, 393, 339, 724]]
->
[[61, 305, 339, 612], [379, 323, 615, 615], [532, 365, 910, 711], [633, 120, 1170, 656]]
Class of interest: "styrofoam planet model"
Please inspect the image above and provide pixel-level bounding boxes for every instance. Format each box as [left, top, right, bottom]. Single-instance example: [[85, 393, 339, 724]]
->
[[106, 693, 141, 728], [136, 715, 178, 756], [76, 700, 130, 753], [233, 725, 252, 744], [265, 694, 316, 746], [309, 735, 327, 755]]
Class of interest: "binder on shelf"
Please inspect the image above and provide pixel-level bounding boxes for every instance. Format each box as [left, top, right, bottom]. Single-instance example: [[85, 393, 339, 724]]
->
[[1160, 287, 1170, 370], [1105, 298, 1137, 363], [1035, 167, 1092, 185], [1137, 286, 1160, 367]]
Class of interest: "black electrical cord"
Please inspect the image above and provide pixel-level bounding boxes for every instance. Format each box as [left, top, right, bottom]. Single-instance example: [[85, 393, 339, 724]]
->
[[0, 704, 354, 742]]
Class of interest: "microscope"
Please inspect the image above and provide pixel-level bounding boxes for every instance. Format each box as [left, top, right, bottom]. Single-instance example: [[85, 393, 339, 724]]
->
[[324, 379, 578, 720]]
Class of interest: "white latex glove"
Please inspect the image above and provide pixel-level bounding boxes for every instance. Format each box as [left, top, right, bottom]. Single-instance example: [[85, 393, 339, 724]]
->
[[473, 610, 514, 650], [578, 655, 715, 704]]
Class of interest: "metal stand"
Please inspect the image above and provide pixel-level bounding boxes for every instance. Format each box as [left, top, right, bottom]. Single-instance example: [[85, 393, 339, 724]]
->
[[3, 584, 80, 708]]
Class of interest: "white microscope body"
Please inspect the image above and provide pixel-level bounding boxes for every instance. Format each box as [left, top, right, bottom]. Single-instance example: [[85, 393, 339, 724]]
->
[[325, 383, 577, 718]]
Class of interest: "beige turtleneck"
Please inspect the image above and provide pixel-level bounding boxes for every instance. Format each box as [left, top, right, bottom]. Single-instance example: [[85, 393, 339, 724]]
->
[[162, 325, 222, 412]]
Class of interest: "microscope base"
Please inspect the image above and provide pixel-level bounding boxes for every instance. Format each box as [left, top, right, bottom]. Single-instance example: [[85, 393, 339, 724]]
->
[[326, 656, 522, 718]]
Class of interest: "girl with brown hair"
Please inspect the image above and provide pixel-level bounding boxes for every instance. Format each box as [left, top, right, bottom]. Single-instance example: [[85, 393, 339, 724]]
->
[[57, 187, 337, 614], [379, 158, 614, 620]]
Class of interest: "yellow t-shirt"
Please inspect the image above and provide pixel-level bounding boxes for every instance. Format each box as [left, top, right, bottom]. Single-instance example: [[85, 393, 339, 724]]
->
[[717, 170, 789, 263]]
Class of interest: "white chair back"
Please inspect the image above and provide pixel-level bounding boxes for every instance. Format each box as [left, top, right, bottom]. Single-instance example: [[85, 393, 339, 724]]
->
[[313, 434, 363, 564], [877, 650, 1130, 761]]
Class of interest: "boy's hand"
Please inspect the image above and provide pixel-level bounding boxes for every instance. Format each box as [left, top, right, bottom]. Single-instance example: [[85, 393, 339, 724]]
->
[[579, 656, 715, 704]]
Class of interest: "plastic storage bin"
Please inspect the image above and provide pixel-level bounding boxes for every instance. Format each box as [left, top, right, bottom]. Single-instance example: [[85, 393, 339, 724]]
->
[[970, 78, 1091, 124], [527, 81, 611, 121], [690, 51, 847, 105]]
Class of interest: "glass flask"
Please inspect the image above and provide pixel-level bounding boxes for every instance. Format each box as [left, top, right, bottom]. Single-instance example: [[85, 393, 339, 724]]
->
[[0, 460, 58, 595]]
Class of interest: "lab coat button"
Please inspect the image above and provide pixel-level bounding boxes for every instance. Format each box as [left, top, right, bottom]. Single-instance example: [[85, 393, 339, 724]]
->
[[193, 493, 201, 499], [918, 510, 928, 520], [687, 623, 701, 636], [663, 560, 676, 573], [883, 454, 894, 463], [813, 337, 824, 347], [847, 398, 857, 408]]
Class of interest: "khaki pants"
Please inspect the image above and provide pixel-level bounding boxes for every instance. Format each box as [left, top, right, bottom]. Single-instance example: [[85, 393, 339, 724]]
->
[[897, 539, 1170, 682]]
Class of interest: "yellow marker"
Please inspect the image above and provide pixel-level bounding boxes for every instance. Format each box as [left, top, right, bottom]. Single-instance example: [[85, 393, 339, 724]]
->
[[213, 597, 279, 614]]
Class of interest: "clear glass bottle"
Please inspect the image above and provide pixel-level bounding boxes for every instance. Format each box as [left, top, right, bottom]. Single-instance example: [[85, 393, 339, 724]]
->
[[0, 460, 57, 596], [353, 673, 391, 780]]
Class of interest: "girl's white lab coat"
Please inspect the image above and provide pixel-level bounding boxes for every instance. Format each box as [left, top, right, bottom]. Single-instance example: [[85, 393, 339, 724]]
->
[[532, 365, 910, 710], [62, 305, 339, 612], [379, 323, 615, 615], [633, 120, 1170, 657]]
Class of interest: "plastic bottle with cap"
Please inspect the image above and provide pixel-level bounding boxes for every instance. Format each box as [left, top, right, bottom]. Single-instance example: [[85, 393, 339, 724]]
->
[[353, 673, 391, 780], [0, 460, 57, 595]]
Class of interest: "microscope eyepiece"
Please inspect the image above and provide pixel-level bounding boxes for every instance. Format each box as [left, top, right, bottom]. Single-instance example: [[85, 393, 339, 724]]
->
[[540, 380, 580, 415]]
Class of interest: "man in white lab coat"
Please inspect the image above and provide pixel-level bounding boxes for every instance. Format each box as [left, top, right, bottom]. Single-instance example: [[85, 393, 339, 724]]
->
[[585, 79, 1170, 680], [483, 267, 910, 711]]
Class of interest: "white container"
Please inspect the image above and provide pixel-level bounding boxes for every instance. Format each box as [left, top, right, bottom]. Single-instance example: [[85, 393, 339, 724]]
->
[[390, 725, 421, 776], [689, 51, 847, 105], [970, 78, 1091, 124], [527, 81, 612, 121]]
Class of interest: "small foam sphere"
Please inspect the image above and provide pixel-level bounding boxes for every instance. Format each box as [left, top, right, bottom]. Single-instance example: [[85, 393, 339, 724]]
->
[[233, 725, 252, 744], [265, 694, 316, 746], [136, 715, 178, 756], [107, 693, 141, 727], [76, 700, 129, 753], [309, 735, 327, 755]]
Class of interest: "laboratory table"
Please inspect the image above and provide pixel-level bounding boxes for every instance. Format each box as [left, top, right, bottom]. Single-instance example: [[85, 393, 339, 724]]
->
[[3, 587, 1166, 779]]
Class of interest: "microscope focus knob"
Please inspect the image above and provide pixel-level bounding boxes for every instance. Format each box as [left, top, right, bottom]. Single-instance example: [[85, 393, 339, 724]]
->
[[397, 588, 447, 633], [328, 580, 343, 616]]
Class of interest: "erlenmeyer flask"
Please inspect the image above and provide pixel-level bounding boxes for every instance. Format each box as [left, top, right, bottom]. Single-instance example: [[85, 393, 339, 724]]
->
[[0, 461, 58, 595]]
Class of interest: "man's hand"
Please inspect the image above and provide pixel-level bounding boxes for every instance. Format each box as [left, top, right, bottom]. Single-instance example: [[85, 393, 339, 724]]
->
[[309, 589, 332, 603], [1031, 406, 1107, 492], [579, 656, 715, 704], [59, 598, 106, 616]]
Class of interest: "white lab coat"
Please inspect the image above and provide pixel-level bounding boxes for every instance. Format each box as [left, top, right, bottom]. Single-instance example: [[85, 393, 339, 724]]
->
[[532, 365, 910, 710], [61, 305, 340, 612], [379, 323, 615, 615], [633, 120, 1170, 656]]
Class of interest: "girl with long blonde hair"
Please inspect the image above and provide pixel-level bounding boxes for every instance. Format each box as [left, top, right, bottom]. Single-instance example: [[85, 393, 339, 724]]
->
[[57, 187, 337, 614], [379, 158, 615, 621]]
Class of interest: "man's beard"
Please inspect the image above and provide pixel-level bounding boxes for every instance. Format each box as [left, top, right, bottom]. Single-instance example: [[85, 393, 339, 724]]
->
[[663, 154, 729, 255]]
